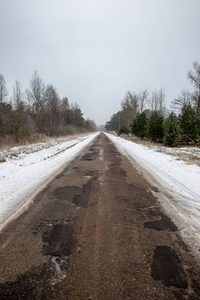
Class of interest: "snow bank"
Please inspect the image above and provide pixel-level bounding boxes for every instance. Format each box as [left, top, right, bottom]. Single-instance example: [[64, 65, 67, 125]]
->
[[0, 133, 99, 230], [105, 133, 200, 254]]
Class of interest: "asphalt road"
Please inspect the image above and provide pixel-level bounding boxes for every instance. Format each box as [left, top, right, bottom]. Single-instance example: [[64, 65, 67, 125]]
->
[[0, 132, 200, 299]]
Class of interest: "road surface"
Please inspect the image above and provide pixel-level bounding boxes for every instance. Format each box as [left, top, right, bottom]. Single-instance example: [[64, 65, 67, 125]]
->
[[0, 133, 200, 299]]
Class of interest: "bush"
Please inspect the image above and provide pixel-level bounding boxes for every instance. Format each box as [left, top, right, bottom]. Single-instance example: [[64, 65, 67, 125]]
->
[[117, 125, 130, 135]]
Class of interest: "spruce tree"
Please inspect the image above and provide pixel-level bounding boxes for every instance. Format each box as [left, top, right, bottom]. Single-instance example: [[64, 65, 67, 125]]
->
[[130, 112, 147, 138], [179, 104, 199, 143], [164, 112, 180, 146], [147, 111, 164, 142]]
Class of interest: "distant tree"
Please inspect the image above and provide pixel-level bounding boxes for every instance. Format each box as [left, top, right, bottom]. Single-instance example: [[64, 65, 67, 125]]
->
[[43, 84, 61, 135], [0, 102, 12, 135], [106, 112, 121, 131], [26, 71, 45, 131], [0, 74, 9, 135], [70, 102, 84, 127], [117, 125, 130, 135], [60, 97, 70, 126], [171, 90, 192, 114], [188, 61, 200, 112], [0, 74, 8, 105], [164, 112, 180, 146], [147, 111, 164, 142], [151, 88, 165, 115], [138, 89, 149, 113], [179, 104, 199, 144], [121, 91, 138, 126], [105, 121, 111, 131], [12, 80, 33, 141], [84, 118, 97, 132]]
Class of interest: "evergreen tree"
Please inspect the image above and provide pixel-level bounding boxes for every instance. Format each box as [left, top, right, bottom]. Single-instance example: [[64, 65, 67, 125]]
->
[[164, 112, 180, 146], [117, 125, 130, 135], [147, 111, 164, 142], [131, 112, 147, 138], [179, 104, 199, 143]]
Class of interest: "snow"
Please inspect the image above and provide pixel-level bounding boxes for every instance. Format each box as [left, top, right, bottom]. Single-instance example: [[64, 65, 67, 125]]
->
[[0, 133, 99, 230], [105, 133, 200, 256]]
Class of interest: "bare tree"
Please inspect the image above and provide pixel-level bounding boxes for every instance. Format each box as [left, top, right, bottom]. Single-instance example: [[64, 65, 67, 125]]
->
[[13, 80, 24, 110], [151, 88, 165, 115], [60, 97, 70, 126], [171, 89, 192, 113], [188, 61, 200, 112], [121, 91, 138, 126], [26, 71, 45, 130], [0, 74, 8, 105], [12, 81, 24, 141], [43, 84, 61, 135], [12, 80, 34, 140], [138, 89, 149, 113]]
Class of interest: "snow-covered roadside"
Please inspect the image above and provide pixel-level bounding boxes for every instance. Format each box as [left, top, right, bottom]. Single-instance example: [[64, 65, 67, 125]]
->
[[0, 132, 99, 230], [105, 133, 200, 256]]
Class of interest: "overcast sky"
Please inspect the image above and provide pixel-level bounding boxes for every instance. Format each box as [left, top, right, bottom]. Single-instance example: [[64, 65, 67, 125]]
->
[[0, 0, 200, 125]]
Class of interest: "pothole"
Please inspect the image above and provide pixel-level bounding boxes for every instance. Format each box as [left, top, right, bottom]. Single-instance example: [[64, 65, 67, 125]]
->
[[144, 213, 177, 232], [53, 186, 82, 202], [151, 246, 188, 289], [42, 223, 76, 257]]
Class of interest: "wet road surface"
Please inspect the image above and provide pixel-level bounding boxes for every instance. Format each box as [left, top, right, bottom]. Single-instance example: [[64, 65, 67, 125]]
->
[[0, 132, 200, 299]]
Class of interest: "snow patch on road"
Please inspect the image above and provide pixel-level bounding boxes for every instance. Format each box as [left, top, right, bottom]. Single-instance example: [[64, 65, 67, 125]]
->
[[105, 133, 200, 256], [0, 133, 99, 230]]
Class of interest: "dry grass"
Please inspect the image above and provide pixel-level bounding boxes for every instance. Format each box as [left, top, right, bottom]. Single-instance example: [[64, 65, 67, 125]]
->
[[113, 132, 200, 167]]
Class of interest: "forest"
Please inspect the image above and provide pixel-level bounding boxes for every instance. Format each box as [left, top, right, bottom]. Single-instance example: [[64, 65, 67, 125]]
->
[[105, 61, 200, 146], [0, 71, 97, 143]]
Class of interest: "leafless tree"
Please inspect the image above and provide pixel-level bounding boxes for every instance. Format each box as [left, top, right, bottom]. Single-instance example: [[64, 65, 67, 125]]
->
[[151, 88, 165, 115], [26, 71, 45, 130], [138, 89, 149, 113], [12, 80, 24, 111], [60, 97, 70, 126], [12, 81, 25, 141], [70, 102, 83, 127], [171, 89, 192, 113], [43, 84, 61, 135], [188, 61, 200, 112], [121, 91, 138, 126], [0, 74, 8, 105]]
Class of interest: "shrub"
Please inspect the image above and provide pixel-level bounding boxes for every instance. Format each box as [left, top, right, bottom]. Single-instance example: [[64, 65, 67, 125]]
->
[[117, 125, 130, 135]]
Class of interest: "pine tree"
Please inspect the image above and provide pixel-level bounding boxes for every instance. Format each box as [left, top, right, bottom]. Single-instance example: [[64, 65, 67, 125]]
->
[[117, 125, 130, 135], [164, 112, 180, 146], [130, 112, 147, 138], [179, 104, 199, 143], [147, 111, 164, 142]]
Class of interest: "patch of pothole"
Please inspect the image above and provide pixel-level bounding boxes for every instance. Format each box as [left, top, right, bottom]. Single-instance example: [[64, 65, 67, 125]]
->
[[53, 186, 82, 202], [42, 223, 76, 257], [144, 213, 177, 232], [151, 245, 188, 289]]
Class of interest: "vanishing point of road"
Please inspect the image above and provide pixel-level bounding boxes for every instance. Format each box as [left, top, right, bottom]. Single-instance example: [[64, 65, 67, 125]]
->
[[0, 133, 200, 299]]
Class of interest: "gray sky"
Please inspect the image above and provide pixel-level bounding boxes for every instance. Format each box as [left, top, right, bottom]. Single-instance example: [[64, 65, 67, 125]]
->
[[0, 0, 200, 125]]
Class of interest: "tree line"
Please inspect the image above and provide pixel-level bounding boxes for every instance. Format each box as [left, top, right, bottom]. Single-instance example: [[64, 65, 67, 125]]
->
[[0, 71, 97, 142], [106, 61, 200, 146]]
